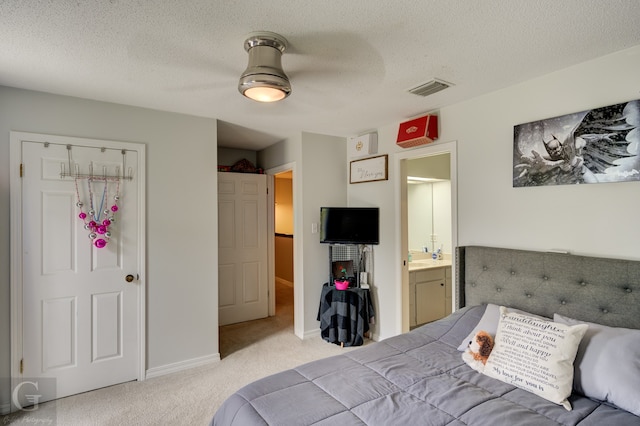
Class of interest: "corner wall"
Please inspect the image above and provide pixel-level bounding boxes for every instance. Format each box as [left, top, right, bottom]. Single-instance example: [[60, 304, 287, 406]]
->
[[448, 45, 640, 259], [259, 132, 347, 338], [300, 132, 348, 335], [0, 87, 219, 408], [349, 44, 640, 341]]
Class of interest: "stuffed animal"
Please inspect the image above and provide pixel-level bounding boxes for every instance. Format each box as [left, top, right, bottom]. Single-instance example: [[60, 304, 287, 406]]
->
[[462, 330, 494, 373]]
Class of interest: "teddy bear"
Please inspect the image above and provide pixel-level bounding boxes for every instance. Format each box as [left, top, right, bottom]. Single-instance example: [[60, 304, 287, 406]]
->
[[462, 330, 494, 373]]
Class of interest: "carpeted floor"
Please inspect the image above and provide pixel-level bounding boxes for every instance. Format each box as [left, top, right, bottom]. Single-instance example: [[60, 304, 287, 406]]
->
[[2, 282, 363, 425]]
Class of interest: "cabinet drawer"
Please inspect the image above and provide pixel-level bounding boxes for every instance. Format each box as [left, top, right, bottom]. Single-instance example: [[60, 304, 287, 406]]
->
[[415, 268, 445, 283]]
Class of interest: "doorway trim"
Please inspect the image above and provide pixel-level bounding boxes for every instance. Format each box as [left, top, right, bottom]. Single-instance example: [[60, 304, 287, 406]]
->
[[9, 132, 147, 406], [393, 140, 458, 334], [265, 162, 302, 338]]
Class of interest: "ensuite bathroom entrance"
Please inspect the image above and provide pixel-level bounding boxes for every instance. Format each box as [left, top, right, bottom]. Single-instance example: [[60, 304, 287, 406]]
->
[[397, 141, 458, 333]]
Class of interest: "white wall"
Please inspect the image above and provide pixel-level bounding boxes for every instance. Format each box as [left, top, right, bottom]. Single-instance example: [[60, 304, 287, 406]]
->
[[346, 133, 397, 339], [259, 132, 347, 338], [449, 45, 640, 259], [0, 87, 219, 407], [349, 44, 640, 341], [300, 132, 348, 335]]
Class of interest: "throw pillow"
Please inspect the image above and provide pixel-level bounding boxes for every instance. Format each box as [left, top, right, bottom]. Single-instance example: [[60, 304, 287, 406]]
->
[[457, 303, 549, 351], [484, 307, 588, 410], [554, 313, 640, 417]]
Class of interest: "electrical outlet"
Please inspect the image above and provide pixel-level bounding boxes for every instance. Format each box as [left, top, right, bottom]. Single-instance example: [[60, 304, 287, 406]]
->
[[311, 223, 318, 234], [430, 234, 438, 242]]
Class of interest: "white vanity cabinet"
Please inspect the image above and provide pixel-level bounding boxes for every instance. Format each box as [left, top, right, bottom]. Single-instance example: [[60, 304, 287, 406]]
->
[[409, 265, 451, 327]]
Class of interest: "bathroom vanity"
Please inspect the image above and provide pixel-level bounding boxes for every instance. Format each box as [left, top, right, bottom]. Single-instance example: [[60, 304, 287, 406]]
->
[[408, 258, 452, 327]]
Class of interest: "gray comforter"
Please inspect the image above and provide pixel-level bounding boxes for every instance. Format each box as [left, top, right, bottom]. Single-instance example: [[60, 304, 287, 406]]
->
[[212, 305, 640, 425]]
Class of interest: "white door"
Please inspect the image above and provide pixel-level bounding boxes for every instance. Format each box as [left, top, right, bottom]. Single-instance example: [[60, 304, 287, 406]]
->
[[15, 136, 143, 405], [218, 172, 269, 325]]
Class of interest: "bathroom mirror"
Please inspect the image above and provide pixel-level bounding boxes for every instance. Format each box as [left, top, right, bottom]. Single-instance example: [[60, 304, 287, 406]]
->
[[406, 154, 452, 254]]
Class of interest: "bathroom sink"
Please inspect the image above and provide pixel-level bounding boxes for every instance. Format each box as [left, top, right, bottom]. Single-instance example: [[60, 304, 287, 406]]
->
[[408, 258, 451, 270]]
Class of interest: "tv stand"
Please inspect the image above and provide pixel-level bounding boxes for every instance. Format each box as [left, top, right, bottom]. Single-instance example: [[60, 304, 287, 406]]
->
[[317, 283, 375, 346], [328, 244, 369, 287]]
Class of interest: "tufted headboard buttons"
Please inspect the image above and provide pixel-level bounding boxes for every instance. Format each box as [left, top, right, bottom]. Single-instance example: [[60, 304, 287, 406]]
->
[[457, 246, 640, 330]]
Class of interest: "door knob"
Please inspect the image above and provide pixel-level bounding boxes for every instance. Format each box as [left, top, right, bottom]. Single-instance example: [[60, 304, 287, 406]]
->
[[125, 274, 135, 283]]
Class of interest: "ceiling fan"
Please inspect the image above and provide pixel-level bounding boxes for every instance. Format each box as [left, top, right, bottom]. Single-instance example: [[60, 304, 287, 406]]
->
[[128, 29, 384, 113]]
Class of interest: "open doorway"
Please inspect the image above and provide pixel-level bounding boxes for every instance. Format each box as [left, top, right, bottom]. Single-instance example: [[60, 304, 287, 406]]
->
[[406, 153, 452, 329], [273, 171, 295, 324], [218, 168, 295, 358], [396, 141, 458, 333]]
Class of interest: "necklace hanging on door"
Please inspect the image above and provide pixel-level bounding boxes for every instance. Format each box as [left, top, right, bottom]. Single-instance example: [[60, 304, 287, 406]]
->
[[74, 177, 120, 248]]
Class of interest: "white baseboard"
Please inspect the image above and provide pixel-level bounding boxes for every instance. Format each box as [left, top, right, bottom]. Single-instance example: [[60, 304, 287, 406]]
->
[[145, 353, 220, 380], [1, 402, 10, 415], [303, 328, 321, 339]]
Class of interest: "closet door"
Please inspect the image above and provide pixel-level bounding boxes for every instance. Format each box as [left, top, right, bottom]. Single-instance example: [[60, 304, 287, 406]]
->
[[218, 172, 268, 325]]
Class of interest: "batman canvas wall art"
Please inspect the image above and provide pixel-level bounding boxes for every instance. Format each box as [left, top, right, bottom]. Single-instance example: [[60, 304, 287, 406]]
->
[[513, 99, 640, 187]]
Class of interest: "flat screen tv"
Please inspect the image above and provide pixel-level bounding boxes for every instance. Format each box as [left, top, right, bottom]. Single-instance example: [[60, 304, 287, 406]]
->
[[320, 207, 379, 245]]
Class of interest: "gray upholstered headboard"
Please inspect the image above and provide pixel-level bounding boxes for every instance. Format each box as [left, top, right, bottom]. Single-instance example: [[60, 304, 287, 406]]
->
[[455, 246, 640, 329]]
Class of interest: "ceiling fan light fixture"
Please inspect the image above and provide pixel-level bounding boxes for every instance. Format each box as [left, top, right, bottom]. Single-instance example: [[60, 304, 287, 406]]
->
[[243, 86, 287, 103], [238, 32, 291, 103]]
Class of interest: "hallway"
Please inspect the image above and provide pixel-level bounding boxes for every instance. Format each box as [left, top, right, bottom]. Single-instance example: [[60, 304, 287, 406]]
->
[[219, 281, 294, 358]]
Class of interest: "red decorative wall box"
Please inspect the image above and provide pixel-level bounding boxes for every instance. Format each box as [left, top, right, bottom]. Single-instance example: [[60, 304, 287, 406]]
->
[[396, 115, 438, 148]]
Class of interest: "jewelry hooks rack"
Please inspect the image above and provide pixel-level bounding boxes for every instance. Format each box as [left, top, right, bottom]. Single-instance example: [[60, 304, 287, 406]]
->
[[60, 163, 133, 182], [58, 144, 134, 181]]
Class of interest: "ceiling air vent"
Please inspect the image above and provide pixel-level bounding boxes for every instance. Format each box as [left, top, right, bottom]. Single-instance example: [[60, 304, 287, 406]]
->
[[408, 79, 450, 97]]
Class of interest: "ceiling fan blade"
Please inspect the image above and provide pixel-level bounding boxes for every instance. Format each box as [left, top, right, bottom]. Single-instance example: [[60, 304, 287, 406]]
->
[[280, 30, 385, 109], [127, 32, 239, 76]]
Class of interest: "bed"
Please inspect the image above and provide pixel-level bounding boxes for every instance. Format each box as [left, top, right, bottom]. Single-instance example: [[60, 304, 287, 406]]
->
[[212, 246, 640, 425]]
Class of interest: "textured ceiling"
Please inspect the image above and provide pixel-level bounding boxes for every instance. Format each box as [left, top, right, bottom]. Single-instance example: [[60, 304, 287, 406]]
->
[[1, 1, 639, 150]]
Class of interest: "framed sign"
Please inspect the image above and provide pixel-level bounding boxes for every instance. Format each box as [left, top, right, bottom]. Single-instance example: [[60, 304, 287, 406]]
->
[[350, 154, 388, 184]]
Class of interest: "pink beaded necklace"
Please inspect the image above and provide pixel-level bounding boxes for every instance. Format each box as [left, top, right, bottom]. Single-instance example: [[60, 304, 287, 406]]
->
[[74, 177, 120, 248]]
